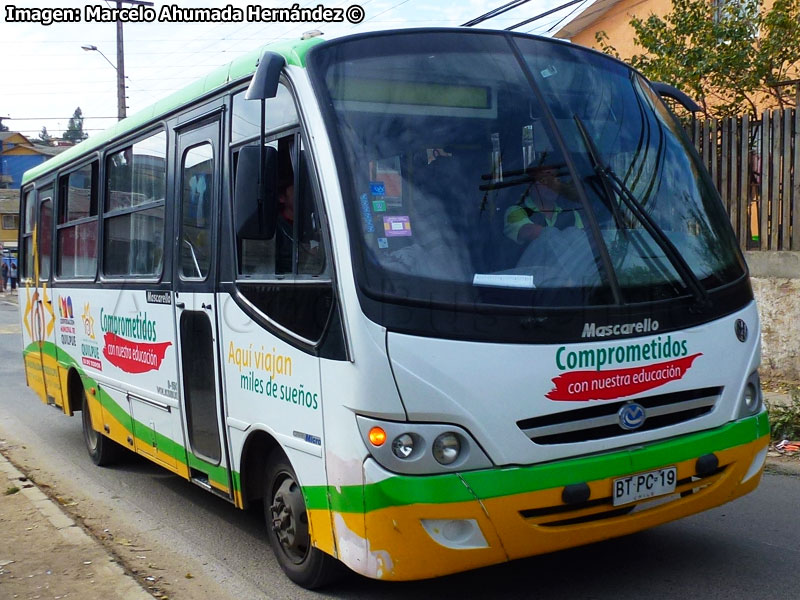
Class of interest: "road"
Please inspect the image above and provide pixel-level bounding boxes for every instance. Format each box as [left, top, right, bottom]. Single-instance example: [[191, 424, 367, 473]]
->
[[1, 296, 799, 599]]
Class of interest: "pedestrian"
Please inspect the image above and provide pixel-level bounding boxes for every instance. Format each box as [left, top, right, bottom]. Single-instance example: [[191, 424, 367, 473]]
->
[[9, 260, 17, 293], [1, 261, 7, 293]]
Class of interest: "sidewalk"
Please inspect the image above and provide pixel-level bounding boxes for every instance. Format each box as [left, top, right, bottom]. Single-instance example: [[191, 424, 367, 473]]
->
[[0, 451, 152, 600]]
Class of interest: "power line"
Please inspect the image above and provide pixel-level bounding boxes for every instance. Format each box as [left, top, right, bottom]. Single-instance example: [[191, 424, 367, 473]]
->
[[524, 16, 566, 35], [505, 0, 587, 31], [462, 0, 532, 27], [355, 0, 413, 28], [543, 0, 591, 33]]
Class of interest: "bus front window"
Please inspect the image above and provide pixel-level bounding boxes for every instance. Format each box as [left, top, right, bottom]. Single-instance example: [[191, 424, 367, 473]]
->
[[307, 31, 745, 318]]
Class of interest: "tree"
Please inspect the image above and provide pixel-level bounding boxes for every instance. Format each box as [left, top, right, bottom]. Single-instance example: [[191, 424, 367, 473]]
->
[[63, 107, 89, 143], [595, 0, 800, 118], [38, 126, 53, 144]]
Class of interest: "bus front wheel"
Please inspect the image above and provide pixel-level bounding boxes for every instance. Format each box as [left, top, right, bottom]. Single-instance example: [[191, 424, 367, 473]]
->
[[81, 391, 121, 466], [264, 451, 341, 588]]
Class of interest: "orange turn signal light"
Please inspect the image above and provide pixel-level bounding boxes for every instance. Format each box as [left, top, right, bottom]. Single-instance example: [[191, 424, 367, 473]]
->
[[368, 426, 387, 447]]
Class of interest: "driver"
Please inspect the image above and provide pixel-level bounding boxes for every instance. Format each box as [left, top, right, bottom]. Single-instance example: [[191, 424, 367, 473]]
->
[[503, 166, 583, 243]]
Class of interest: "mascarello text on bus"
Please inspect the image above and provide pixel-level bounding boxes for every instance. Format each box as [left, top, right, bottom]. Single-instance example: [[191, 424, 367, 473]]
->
[[18, 28, 768, 589]]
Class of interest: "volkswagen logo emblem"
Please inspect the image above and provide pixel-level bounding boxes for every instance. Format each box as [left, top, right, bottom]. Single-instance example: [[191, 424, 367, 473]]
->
[[735, 319, 748, 343], [618, 402, 646, 431]]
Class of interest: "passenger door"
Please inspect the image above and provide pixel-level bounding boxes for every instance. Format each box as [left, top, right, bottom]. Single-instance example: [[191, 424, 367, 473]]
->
[[173, 116, 232, 499], [21, 185, 62, 406]]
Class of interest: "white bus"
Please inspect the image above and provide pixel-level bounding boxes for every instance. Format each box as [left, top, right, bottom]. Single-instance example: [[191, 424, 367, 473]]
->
[[20, 28, 768, 588]]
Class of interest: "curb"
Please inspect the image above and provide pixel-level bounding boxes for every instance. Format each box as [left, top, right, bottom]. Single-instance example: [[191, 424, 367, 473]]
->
[[0, 451, 152, 600]]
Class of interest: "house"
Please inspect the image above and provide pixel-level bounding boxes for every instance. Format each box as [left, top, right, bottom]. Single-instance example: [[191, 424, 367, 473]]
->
[[554, 0, 794, 70], [0, 132, 60, 189], [552, 0, 673, 55], [553, 0, 800, 114], [0, 188, 20, 262]]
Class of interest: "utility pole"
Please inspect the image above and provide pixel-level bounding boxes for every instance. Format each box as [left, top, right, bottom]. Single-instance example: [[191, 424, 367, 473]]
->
[[114, 0, 154, 120], [115, 2, 127, 120]]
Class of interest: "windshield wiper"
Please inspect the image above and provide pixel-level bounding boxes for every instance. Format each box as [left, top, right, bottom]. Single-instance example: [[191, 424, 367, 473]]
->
[[572, 114, 711, 311]]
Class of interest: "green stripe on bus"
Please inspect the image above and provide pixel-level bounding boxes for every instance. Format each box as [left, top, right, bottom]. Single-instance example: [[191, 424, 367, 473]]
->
[[304, 413, 768, 513], [27, 342, 233, 488], [187, 452, 232, 489]]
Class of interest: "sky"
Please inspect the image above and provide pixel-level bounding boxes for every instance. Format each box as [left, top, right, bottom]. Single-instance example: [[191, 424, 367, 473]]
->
[[0, 0, 590, 140]]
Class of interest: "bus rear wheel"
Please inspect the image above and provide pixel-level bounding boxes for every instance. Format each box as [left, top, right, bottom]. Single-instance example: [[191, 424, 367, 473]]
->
[[264, 451, 341, 589], [81, 391, 121, 466]]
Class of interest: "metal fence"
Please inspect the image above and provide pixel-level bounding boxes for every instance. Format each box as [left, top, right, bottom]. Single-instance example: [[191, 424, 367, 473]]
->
[[690, 107, 800, 251]]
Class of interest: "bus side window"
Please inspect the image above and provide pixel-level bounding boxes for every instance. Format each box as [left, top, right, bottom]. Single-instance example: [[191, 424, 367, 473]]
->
[[103, 130, 167, 278], [57, 162, 98, 279], [296, 146, 325, 276], [38, 195, 53, 282], [180, 143, 214, 280], [21, 189, 35, 280], [232, 86, 332, 345], [231, 85, 298, 143], [235, 136, 326, 278]]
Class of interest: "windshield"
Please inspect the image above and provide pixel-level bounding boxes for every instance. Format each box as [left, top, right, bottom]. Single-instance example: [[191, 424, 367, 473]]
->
[[307, 31, 745, 312]]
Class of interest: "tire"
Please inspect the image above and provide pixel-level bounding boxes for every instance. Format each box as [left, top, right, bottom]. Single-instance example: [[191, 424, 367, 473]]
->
[[81, 390, 122, 467], [264, 451, 341, 589]]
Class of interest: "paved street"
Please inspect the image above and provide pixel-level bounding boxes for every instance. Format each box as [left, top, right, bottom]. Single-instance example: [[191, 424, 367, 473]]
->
[[1, 296, 799, 599]]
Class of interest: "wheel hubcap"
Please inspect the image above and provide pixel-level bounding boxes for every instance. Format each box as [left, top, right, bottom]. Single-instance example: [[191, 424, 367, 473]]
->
[[83, 403, 98, 450], [270, 476, 309, 563]]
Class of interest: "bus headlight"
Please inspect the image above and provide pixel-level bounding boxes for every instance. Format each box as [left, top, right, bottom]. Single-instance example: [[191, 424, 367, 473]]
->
[[433, 433, 461, 465], [738, 372, 763, 418], [392, 433, 416, 459], [356, 416, 492, 475]]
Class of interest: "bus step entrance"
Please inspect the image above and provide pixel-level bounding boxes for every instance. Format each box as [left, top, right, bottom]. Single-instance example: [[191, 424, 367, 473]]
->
[[190, 469, 234, 502], [190, 470, 213, 492]]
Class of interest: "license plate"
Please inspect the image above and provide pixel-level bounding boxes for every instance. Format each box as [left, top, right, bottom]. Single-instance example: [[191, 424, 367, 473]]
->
[[612, 466, 677, 506]]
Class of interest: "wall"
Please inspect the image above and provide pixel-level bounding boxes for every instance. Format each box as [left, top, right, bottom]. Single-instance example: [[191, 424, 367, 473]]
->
[[746, 252, 800, 382], [0, 155, 48, 189], [566, 0, 673, 54], [0, 192, 20, 251]]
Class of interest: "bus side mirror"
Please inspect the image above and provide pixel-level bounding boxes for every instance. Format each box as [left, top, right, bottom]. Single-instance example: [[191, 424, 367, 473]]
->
[[651, 82, 701, 113], [246, 52, 286, 100], [234, 145, 278, 239]]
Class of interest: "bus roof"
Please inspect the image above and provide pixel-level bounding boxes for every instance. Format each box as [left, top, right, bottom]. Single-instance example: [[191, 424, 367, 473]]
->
[[21, 36, 324, 186]]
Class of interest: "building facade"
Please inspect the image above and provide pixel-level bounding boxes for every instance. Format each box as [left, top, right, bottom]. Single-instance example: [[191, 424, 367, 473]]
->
[[0, 132, 53, 189], [0, 189, 20, 261]]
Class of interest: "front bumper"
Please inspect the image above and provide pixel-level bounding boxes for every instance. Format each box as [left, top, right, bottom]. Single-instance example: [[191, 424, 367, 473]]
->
[[317, 412, 768, 581]]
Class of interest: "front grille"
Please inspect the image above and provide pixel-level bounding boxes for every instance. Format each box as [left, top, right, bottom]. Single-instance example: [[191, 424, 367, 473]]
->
[[517, 387, 721, 445]]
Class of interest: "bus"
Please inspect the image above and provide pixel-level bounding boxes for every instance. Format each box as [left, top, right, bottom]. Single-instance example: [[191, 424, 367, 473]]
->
[[19, 28, 768, 589]]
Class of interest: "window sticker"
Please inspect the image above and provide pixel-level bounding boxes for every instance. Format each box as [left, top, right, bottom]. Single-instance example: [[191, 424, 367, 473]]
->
[[540, 65, 558, 78], [383, 215, 412, 237], [374, 157, 403, 207], [372, 200, 387, 212], [360, 193, 375, 233], [377, 237, 389, 249], [385, 197, 403, 210], [370, 181, 386, 196], [473, 274, 535, 288]]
